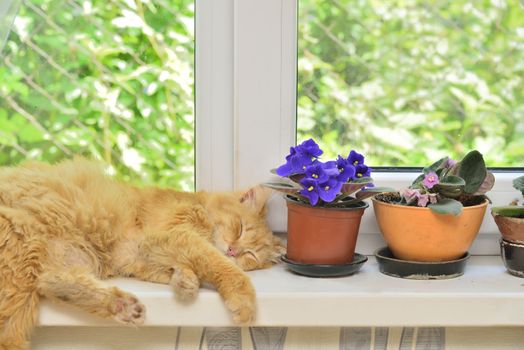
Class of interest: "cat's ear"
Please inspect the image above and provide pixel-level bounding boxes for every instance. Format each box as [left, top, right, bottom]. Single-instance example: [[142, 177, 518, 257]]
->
[[239, 185, 272, 215]]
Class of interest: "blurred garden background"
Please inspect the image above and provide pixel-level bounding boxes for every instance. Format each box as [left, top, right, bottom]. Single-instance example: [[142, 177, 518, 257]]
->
[[298, 0, 524, 167], [0, 0, 195, 190], [0, 1, 522, 193]]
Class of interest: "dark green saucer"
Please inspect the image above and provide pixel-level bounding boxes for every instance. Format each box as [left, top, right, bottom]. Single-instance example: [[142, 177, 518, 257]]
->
[[375, 247, 469, 280], [281, 254, 368, 278]]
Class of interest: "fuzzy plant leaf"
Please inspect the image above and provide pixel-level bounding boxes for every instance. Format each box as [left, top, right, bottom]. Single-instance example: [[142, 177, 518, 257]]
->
[[434, 175, 465, 199], [262, 182, 301, 194], [491, 206, 524, 218], [340, 177, 373, 195], [428, 198, 463, 216], [474, 172, 495, 195], [458, 150, 487, 194], [514, 176, 524, 196], [423, 156, 448, 174]]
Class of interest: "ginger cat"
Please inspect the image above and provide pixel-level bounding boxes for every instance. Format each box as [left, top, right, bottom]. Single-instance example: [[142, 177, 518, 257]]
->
[[0, 157, 284, 350]]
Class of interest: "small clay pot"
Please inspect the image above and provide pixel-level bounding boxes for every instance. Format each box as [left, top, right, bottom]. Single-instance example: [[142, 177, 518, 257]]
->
[[285, 197, 368, 265], [500, 239, 524, 277], [372, 198, 488, 262], [492, 214, 524, 244]]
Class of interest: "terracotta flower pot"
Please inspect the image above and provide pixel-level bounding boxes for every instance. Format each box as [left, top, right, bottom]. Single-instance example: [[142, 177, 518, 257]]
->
[[372, 198, 488, 262], [492, 214, 524, 244], [285, 197, 368, 264]]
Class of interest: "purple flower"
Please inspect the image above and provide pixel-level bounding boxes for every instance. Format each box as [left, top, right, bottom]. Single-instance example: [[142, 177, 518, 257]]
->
[[429, 193, 438, 204], [299, 178, 320, 206], [403, 188, 421, 204], [417, 194, 429, 207], [318, 178, 343, 203], [304, 163, 330, 183], [297, 139, 323, 158], [348, 150, 365, 167], [276, 139, 323, 177], [444, 158, 457, 168], [335, 156, 356, 183], [355, 164, 371, 179], [423, 172, 439, 189]]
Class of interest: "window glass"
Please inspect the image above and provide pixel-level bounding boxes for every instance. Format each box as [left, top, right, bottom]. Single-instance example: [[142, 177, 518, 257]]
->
[[297, 0, 524, 167], [0, 0, 194, 190]]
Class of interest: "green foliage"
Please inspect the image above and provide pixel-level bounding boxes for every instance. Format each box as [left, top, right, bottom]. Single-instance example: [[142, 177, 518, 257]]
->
[[514, 176, 524, 196], [0, 0, 195, 190], [297, 0, 524, 167], [457, 150, 487, 194], [428, 198, 463, 216]]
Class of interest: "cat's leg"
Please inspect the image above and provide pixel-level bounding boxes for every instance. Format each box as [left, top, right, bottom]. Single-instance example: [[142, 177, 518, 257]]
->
[[0, 216, 43, 350], [135, 228, 256, 324], [37, 268, 145, 325]]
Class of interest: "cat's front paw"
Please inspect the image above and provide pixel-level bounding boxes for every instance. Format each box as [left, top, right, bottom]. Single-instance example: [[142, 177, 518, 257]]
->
[[225, 293, 256, 324], [170, 266, 200, 302], [110, 290, 146, 326]]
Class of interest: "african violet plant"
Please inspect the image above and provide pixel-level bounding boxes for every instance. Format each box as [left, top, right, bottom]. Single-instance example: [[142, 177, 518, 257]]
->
[[265, 139, 388, 207], [388, 150, 495, 216], [491, 175, 524, 218]]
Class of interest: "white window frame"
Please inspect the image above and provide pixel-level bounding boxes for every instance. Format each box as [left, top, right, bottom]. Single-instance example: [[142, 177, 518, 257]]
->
[[196, 0, 524, 255]]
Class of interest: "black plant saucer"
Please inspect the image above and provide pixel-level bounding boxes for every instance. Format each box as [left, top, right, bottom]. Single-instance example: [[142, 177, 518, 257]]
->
[[375, 247, 470, 280], [500, 238, 524, 278], [281, 254, 368, 278]]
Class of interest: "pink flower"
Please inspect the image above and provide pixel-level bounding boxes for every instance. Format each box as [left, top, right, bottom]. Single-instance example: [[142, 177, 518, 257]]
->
[[402, 188, 421, 204], [417, 194, 429, 207], [444, 158, 457, 168], [423, 172, 439, 189]]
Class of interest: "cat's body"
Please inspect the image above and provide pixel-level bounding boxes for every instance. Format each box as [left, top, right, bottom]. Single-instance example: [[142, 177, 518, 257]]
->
[[0, 158, 283, 350]]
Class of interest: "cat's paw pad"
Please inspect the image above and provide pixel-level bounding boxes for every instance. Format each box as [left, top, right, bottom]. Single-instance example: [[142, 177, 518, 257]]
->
[[171, 267, 200, 302], [111, 294, 145, 326], [225, 294, 256, 325]]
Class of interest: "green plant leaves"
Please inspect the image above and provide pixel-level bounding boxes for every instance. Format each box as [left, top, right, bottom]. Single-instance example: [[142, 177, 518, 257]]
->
[[492, 206, 524, 218], [514, 176, 524, 196], [262, 182, 301, 194], [458, 151, 487, 194], [428, 198, 463, 216], [433, 175, 465, 199]]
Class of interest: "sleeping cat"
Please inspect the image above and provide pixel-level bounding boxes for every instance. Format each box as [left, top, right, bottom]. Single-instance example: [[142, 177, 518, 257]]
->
[[0, 157, 284, 350]]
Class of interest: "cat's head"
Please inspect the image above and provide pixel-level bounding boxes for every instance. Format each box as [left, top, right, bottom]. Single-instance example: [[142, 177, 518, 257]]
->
[[206, 186, 285, 271]]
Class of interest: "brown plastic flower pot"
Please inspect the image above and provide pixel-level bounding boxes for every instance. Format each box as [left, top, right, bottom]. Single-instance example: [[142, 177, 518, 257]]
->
[[285, 197, 368, 264], [372, 198, 488, 262]]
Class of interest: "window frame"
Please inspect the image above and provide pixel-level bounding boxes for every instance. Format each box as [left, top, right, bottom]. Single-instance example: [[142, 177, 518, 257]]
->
[[196, 0, 524, 255]]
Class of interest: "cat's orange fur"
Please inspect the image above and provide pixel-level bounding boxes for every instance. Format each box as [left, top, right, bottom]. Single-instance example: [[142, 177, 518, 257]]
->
[[0, 157, 284, 350]]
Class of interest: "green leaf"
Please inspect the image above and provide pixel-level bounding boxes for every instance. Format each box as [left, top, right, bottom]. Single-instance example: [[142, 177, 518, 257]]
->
[[262, 182, 301, 194], [428, 198, 463, 216], [458, 150, 487, 194], [491, 206, 524, 218], [423, 157, 448, 174], [513, 176, 524, 195], [439, 175, 466, 186]]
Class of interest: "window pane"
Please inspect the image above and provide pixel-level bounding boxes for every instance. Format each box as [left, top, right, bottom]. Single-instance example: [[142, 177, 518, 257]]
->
[[297, 0, 524, 167], [0, 0, 194, 190]]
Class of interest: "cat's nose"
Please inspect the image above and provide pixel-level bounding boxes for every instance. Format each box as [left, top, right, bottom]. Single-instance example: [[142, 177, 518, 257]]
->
[[226, 247, 237, 257]]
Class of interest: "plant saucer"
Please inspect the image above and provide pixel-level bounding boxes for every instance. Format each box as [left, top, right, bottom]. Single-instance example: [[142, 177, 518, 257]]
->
[[281, 254, 368, 278], [374, 247, 470, 280], [500, 238, 524, 278]]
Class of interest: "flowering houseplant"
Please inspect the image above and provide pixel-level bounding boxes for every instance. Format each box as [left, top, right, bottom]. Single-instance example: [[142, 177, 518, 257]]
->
[[372, 150, 494, 263], [380, 150, 495, 216], [265, 139, 387, 207], [265, 139, 389, 271], [492, 175, 524, 246]]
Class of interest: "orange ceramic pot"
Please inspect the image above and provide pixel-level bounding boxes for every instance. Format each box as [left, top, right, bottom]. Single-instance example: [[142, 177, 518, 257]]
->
[[372, 198, 488, 262], [286, 197, 368, 264]]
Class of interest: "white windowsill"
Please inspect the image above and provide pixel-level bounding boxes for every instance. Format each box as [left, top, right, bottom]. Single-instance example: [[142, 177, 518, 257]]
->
[[38, 255, 524, 328]]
